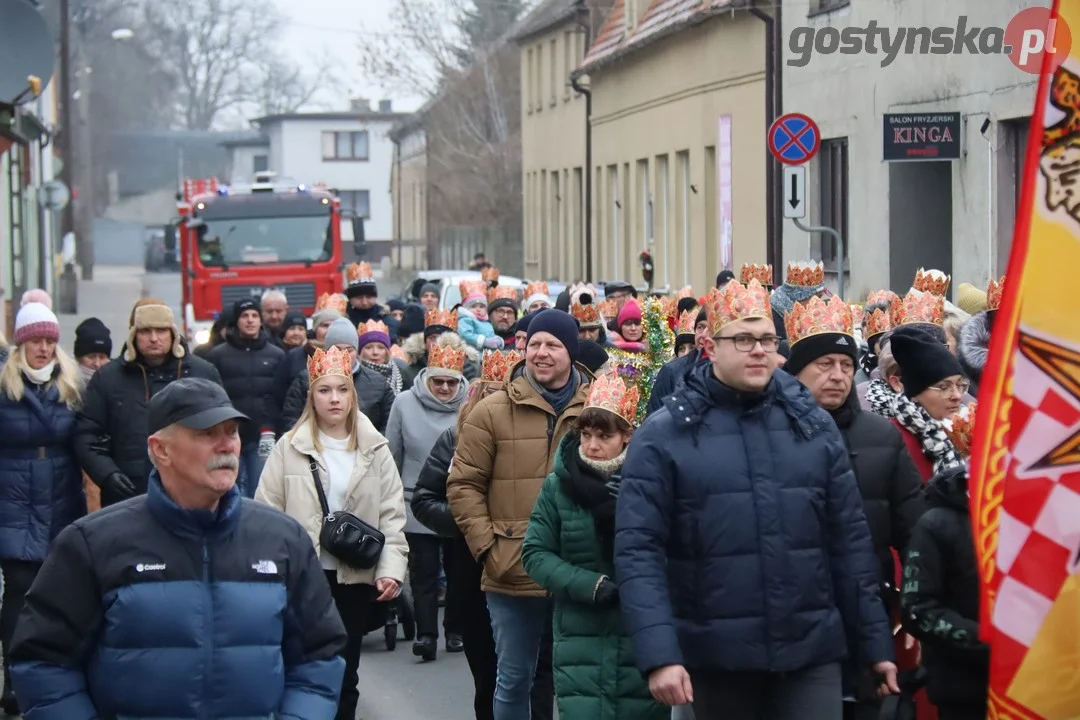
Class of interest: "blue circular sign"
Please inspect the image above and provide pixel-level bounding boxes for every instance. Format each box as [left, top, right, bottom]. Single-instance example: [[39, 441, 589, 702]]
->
[[768, 113, 821, 165]]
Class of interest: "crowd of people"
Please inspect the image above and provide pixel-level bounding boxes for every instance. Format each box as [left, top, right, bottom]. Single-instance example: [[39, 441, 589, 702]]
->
[[0, 258, 997, 720]]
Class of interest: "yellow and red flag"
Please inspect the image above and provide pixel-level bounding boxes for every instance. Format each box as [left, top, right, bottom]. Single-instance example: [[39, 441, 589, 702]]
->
[[969, 2, 1080, 717]]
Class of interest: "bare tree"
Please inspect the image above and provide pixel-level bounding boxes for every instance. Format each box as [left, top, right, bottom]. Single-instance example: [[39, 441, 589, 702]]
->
[[251, 56, 336, 117], [138, 0, 283, 130]]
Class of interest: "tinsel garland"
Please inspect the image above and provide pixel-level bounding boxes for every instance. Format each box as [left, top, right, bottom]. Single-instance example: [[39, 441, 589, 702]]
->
[[607, 296, 674, 426]]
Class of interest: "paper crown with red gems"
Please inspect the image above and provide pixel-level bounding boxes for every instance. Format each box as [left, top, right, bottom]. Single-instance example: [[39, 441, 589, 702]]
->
[[480, 349, 522, 384], [308, 344, 353, 384], [705, 279, 772, 336], [585, 373, 640, 426]]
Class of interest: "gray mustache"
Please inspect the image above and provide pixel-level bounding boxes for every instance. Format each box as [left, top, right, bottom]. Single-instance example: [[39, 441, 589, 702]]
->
[[207, 454, 239, 471]]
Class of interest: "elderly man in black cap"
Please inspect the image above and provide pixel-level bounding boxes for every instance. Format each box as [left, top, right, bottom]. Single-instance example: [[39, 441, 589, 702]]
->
[[783, 298, 925, 719], [10, 378, 348, 720], [449, 309, 592, 720]]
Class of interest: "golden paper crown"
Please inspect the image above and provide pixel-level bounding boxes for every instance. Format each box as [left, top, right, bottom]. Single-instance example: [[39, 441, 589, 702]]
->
[[673, 286, 695, 302], [357, 319, 390, 337], [864, 307, 893, 338], [943, 402, 977, 457], [571, 302, 601, 326], [866, 289, 900, 307], [585, 373, 640, 426], [987, 276, 1005, 312], [480, 349, 523, 383], [459, 279, 488, 302], [524, 281, 549, 299], [741, 263, 774, 287], [481, 266, 500, 283], [428, 342, 467, 374], [706, 279, 772, 336], [912, 268, 951, 297], [425, 308, 458, 331], [677, 309, 698, 336], [389, 344, 408, 362], [346, 261, 374, 284], [489, 284, 518, 303], [307, 344, 353, 384], [785, 261, 825, 288], [598, 299, 618, 319], [659, 296, 677, 319], [890, 290, 945, 328], [315, 292, 347, 315], [784, 295, 855, 347]]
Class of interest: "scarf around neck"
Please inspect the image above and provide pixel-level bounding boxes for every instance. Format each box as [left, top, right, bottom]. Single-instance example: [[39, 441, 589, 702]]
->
[[523, 365, 581, 415], [558, 433, 625, 561], [361, 358, 403, 396], [865, 378, 965, 475]]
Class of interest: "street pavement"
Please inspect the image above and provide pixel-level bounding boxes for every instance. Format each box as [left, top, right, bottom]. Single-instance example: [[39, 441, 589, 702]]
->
[[54, 266, 476, 720]]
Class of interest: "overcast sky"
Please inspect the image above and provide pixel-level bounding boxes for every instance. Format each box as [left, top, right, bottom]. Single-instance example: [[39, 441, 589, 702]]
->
[[271, 0, 427, 114]]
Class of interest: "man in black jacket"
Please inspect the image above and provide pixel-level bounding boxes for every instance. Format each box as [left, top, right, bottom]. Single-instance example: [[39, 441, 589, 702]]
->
[[11, 378, 347, 719], [783, 297, 925, 720], [280, 317, 395, 434], [207, 298, 285, 498], [76, 299, 223, 507]]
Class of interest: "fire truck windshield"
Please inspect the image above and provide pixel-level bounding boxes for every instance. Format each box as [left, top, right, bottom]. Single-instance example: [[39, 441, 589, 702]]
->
[[195, 215, 332, 266]]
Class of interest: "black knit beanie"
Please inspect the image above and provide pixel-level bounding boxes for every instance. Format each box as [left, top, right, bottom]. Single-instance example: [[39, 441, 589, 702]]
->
[[488, 298, 518, 315], [889, 326, 963, 397], [399, 303, 426, 339], [74, 317, 112, 358], [283, 310, 307, 331], [785, 332, 858, 376], [526, 309, 580, 361], [577, 340, 609, 374]]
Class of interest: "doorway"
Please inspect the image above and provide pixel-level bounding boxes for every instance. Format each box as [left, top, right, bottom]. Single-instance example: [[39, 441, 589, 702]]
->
[[889, 161, 953, 292]]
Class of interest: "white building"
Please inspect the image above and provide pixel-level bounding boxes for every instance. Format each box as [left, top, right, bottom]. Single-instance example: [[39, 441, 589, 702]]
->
[[782, 0, 1040, 300], [225, 99, 407, 254]]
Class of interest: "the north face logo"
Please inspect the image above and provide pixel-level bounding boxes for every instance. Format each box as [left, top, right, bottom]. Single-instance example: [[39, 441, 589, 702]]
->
[[834, 337, 849, 345], [252, 560, 278, 574]]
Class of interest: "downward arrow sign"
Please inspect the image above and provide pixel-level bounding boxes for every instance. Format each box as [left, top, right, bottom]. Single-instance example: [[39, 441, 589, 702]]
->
[[789, 172, 800, 209]]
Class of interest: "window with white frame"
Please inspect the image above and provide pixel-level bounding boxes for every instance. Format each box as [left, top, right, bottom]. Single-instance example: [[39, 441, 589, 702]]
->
[[339, 190, 370, 219], [322, 131, 369, 161]]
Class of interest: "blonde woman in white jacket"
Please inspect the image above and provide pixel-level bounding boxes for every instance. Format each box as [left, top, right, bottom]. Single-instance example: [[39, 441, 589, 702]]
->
[[256, 344, 408, 720]]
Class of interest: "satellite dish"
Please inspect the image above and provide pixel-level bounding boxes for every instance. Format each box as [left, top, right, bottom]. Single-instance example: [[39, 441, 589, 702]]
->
[[0, 0, 56, 106], [39, 180, 70, 210]]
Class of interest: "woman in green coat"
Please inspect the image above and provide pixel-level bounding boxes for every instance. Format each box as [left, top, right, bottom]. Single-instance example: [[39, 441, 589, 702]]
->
[[522, 374, 667, 720]]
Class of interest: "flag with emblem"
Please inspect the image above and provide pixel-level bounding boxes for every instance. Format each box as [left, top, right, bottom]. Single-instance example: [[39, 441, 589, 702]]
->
[[968, 2, 1080, 716]]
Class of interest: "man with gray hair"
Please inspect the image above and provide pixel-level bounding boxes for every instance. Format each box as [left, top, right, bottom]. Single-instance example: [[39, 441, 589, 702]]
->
[[10, 377, 348, 719], [260, 288, 289, 347]]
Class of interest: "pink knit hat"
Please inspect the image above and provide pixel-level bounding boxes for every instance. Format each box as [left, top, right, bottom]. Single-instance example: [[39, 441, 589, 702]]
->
[[15, 302, 60, 344]]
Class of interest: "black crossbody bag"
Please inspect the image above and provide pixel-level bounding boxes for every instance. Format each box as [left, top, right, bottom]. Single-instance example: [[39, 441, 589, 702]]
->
[[307, 456, 384, 570]]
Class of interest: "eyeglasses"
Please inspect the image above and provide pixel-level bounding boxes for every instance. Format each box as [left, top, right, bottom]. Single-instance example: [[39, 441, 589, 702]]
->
[[430, 377, 461, 389], [716, 334, 782, 352], [928, 379, 970, 394]]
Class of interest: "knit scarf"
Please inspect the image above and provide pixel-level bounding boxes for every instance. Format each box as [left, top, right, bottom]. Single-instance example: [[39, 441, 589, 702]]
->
[[558, 433, 626, 561], [361, 359, 403, 396], [865, 378, 965, 475]]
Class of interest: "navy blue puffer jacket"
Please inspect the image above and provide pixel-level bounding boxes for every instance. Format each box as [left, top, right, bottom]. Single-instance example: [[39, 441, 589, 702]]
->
[[0, 375, 84, 562], [614, 363, 894, 676]]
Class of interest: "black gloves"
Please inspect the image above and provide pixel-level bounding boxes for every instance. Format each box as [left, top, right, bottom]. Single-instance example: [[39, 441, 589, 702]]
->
[[593, 577, 619, 606], [103, 472, 137, 500]]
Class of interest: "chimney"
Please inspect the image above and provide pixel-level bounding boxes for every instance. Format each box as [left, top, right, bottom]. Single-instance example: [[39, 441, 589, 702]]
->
[[378, 99, 393, 113], [350, 97, 370, 112]]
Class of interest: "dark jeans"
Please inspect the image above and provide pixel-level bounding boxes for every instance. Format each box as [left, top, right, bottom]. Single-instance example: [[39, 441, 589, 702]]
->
[[449, 536, 553, 720], [408, 533, 460, 640], [1, 560, 41, 701], [325, 572, 374, 720], [937, 705, 988, 720], [691, 662, 843, 720]]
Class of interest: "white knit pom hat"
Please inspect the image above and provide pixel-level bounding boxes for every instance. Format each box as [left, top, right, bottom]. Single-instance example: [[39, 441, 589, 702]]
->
[[14, 302, 60, 345]]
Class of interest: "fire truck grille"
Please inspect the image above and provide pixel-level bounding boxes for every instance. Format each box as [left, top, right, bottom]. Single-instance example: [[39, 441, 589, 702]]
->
[[220, 282, 318, 310]]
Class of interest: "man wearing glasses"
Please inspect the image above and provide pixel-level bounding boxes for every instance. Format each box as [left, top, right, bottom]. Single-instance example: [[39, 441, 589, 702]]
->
[[614, 279, 897, 720]]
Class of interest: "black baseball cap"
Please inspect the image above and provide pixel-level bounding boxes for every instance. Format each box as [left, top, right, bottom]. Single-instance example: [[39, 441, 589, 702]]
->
[[148, 378, 249, 436]]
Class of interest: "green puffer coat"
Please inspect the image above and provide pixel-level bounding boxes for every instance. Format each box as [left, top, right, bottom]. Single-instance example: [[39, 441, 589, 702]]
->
[[522, 433, 667, 720]]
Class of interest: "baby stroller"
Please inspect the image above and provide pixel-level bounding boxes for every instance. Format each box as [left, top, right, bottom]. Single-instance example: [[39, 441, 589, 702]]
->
[[365, 582, 415, 651]]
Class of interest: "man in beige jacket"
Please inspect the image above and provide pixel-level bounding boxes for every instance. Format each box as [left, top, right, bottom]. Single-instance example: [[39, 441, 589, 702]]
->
[[449, 309, 591, 720]]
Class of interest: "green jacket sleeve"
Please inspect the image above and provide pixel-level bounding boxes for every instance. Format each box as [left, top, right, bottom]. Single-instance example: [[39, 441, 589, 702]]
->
[[522, 475, 605, 605]]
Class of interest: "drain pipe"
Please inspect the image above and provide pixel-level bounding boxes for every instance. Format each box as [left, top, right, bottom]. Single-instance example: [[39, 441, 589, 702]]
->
[[750, 3, 782, 284], [571, 72, 593, 282]]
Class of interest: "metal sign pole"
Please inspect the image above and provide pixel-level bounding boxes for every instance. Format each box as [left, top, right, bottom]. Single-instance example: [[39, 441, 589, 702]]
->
[[792, 217, 845, 300]]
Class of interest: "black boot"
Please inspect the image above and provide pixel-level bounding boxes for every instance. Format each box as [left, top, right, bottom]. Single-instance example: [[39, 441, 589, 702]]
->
[[412, 635, 437, 662], [445, 632, 464, 653]]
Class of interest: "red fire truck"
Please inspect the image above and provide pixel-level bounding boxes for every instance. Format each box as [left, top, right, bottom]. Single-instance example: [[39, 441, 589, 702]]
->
[[175, 172, 363, 346]]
